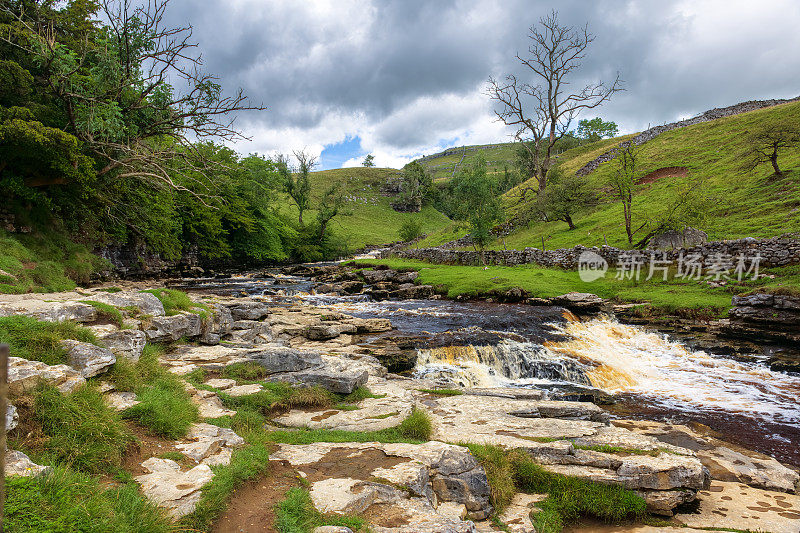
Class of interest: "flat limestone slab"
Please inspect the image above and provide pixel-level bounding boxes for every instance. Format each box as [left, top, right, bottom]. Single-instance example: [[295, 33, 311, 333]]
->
[[675, 481, 800, 533], [274, 379, 413, 431]]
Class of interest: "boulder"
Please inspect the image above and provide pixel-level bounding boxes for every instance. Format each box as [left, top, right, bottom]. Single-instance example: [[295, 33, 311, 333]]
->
[[200, 304, 233, 345], [100, 329, 147, 361], [224, 300, 270, 321], [249, 346, 323, 374], [8, 356, 85, 394], [391, 284, 435, 299], [0, 300, 97, 323], [697, 446, 799, 493], [144, 313, 203, 342], [551, 292, 606, 311], [6, 449, 51, 477], [60, 340, 116, 378], [135, 458, 214, 519], [272, 368, 369, 394], [87, 291, 165, 317]]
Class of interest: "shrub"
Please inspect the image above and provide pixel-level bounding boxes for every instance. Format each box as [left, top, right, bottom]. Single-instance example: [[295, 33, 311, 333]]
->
[[398, 219, 423, 242], [33, 384, 134, 474], [0, 316, 97, 365], [398, 407, 432, 441]]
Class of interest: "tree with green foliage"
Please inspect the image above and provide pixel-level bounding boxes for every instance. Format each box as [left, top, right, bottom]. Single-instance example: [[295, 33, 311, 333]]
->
[[609, 144, 640, 244], [577, 117, 619, 142], [488, 10, 622, 192], [536, 167, 597, 230], [743, 124, 800, 178], [277, 151, 315, 225], [393, 161, 433, 212], [450, 157, 503, 259], [316, 184, 344, 240], [362, 154, 375, 167]]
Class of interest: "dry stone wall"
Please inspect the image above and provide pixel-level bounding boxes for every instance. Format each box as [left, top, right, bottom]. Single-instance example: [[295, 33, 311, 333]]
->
[[382, 236, 800, 269]]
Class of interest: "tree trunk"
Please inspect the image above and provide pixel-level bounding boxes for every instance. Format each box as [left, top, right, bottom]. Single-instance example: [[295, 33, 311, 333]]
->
[[770, 149, 782, 176], [564, 215, 575, 230]]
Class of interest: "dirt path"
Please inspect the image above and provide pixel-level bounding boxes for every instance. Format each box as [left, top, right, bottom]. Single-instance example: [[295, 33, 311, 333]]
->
[[211, 460, 300, 533]]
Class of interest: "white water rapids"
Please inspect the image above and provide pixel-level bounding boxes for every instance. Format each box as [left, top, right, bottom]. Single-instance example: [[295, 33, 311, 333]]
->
[[414, 315, 800, 425]]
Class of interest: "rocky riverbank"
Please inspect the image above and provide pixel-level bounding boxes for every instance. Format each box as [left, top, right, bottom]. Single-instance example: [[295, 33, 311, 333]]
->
[[1, 279, 799, 532]]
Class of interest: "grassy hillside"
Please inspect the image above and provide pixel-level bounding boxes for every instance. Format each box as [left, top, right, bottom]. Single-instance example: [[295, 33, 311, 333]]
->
[[283, 167, 451, 249], [415, 101, 800, 250], [416, 143, 519, 181], [496, 100, 800, 250]]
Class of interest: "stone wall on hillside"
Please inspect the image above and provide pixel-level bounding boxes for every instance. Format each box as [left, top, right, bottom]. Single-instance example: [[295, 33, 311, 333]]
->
[[576, 96, 800, 176], [381, 236, 800, 270]]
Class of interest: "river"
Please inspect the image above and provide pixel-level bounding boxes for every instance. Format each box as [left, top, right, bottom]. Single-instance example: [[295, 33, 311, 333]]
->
[[177, 270, 800, 466]]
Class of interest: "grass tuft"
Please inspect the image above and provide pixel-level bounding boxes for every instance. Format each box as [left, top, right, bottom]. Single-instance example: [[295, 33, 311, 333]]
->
[[342, 385, 386, 403], [0, 316, 98, 366], [275, 487, 367, 533], [397, 406, 432, 441], [79, 300, 124, 327], [32, 384, 134, 474], [139, 288, 209, 318], [123, 376, 199, 439], [418, 388, 463, 396], [221, 361, 270, 381], [5, 466, 172, 532]]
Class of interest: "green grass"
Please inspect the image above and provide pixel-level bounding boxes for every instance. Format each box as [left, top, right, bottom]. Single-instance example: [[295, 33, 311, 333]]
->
[[103, 343, 168, 392], [181, 440, 273, 531], [418, 388, 464, 396], [31, 384, 134, 474], [397, 406, 432, 441], [496, 101, 800, 250], [139, 288, 209, 317], [122, 376, 199, 439], [0, 228, 109, 294], [275, 487, 368, 533], [221, 361, 270, 381], [513, 454, 647, 533], [341, 386, 386, 403], [0, 315, 99, 365], [466, 443, 647, 532], [80, 300, 124, 327], [289, 167, 451, 248], [354, 258, 740, 315], [5, 466, 172, 533]]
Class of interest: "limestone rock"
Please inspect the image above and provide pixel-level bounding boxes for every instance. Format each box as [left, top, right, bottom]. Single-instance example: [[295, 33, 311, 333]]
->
[[0, 299, 97, 323], [270, 367, 368, 394], [225, 383, 263, 397], [225, 300, 270, 321], [6, 449, 51, 477], [698, 446, 799, 493], [550, 292, 606, 311], [638, 489, 696, 516], [8, 356, 86, 395], [105, 391, 140, 411], [87, 291, 165, 317], [61, 340, 116, 378], [200, 303, 232, 344], [249, 346, 323, 374], [6, 403, 18, 432], [100, 329, 147, 361], [144, 313, 202, 343], [498, 493, 546, 533], [204, 378, 236, 390], [135, 458, 214, 519]]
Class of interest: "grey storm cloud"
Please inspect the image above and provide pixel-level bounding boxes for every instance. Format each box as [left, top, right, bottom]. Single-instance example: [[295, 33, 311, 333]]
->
[[161, 0, 800, 155]]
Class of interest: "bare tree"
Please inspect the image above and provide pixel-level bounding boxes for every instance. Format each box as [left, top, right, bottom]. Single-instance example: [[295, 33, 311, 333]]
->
[[487, 10, 622, 192], [2, 0, 265, 197], [743, 125, 800, 178]]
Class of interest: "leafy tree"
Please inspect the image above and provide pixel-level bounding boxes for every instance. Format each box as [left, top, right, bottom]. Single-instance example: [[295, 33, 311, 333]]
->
[[278, 151, 315, 224], [362, 154, 375, 167], [742, 124, 800, 178], [316, 184, 344, 240], [393, 161, 432, 212], [487, 10, 622, 192], [609, 144, 640, 244], [398, 219, 423, 242], [536, 167, 597, 230], [577, 118, 619, 142], [450, 157, 503, 259]]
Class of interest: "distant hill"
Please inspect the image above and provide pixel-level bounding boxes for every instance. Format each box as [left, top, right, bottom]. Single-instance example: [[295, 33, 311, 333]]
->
[[415, 98, 800, 250], [299, 167, 451, 249]]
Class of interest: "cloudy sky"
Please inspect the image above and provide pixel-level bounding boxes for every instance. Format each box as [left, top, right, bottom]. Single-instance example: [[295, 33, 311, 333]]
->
[[163, 0, 800, 169]]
